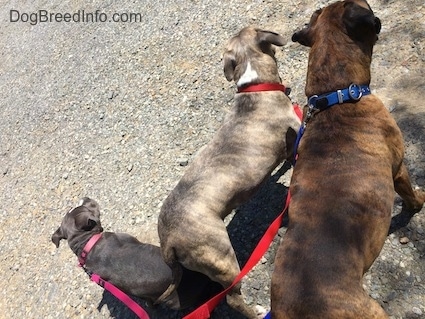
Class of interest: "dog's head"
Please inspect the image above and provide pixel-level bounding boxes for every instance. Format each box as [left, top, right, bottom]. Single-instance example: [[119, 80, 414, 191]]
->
[[292, 0, 381, 48], [51, 197, 103, 248], [223, 27, 285, 86]]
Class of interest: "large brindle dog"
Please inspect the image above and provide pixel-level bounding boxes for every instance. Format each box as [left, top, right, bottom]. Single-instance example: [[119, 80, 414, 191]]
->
[[158, 27, 301, 318], [271, 1, 425, 318]]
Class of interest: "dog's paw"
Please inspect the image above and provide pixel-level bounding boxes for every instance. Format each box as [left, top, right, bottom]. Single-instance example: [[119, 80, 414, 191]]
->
[[410, 189, 425, 212], [255, 305, 267, 318], [415, 188, 425, 202]]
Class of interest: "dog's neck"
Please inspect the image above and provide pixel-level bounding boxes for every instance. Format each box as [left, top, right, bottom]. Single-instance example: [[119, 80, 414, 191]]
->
[[304, 38, 373, 97], [68, 231, 102, 258], [236, 59, 282, 91]]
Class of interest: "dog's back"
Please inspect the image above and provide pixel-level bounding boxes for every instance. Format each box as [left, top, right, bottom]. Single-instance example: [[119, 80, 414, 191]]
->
[[84, 232, 173, 302], [272, 97, 397, 318]]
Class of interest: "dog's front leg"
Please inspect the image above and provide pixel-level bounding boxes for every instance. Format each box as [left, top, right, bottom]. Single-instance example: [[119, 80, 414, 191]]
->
[[394, 163, 425, 213]]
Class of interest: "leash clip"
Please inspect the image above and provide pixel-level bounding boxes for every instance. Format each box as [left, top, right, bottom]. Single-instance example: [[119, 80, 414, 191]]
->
[[307, 94, 318, 109], [305, 98, 317, 123]]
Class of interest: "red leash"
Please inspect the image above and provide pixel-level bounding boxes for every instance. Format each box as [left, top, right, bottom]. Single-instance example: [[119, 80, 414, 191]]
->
[[183, 191, 291, 319], [78, 233, 150, 319]]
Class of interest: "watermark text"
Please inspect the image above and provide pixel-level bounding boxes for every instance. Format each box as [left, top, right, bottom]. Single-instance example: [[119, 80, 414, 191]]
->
[[10, 9, 143, 25]]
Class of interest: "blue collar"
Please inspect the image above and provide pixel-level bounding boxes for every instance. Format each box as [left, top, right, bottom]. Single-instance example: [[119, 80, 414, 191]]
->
[[307, 83, 371, 110], [292, 83, 371, 166]]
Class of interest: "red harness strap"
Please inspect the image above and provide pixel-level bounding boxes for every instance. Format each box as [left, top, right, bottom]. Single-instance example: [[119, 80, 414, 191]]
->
[[183, 191, 292, 319], [78, 233, 150, 319]]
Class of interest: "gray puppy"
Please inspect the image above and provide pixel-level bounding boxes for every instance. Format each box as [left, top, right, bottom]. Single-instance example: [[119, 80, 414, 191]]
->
[[52, 197, 221, 311], [158, 27, 301, 318]]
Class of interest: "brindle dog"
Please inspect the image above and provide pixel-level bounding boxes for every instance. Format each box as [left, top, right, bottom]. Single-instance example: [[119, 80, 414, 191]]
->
[[271, 1, 425, 318], [158, 27, 301, 318]]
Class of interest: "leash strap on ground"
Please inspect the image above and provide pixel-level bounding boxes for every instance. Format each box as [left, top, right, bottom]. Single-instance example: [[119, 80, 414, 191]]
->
[[90, 273, 150, 319], [183, 191, 291, 319]]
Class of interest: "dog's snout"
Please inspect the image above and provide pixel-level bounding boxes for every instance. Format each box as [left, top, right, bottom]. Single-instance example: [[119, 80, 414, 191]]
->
[[291, 31, 300, 43]]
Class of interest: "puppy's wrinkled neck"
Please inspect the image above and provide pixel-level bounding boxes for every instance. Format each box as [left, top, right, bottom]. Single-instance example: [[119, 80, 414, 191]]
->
[[68, 231, 101, 258]]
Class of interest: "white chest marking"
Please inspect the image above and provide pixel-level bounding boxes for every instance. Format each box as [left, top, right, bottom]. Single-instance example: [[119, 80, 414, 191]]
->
[[237, 61, 258, 87]]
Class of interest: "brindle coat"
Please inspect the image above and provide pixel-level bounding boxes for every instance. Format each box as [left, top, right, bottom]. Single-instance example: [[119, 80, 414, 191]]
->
[[271, 1, 425, 318], [158, 27, 301, 318]]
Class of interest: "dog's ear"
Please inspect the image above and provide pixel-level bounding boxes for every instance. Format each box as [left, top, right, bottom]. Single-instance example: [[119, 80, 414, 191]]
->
[[75, 211, 99, 231], [82, 218, 98, 231], [80, 197, 101, 218], [256, 30, 285, 47], [223, 51, 236, 81], [343, 2, 381, 41], [374, 17, 381, 34], [51, 227, 65, 248], [292, 9, 322, 47], [291, 27, 312, 47]]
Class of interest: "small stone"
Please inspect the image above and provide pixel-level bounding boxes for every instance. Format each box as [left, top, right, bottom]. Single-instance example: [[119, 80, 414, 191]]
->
[[251, 281, 261, 290], [255, 305, 267, 317], [406, 274, 415, 283], [108, 91, 117, 100], [385, 291, 397, 302], [178, 158, 189, 166], [399, 236, 410, 244], [412, 307, 422, 315], [391, 237, 399, 246]]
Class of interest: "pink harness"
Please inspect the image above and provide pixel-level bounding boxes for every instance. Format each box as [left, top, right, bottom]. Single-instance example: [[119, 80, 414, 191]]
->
[[78, 233, 150, 319]]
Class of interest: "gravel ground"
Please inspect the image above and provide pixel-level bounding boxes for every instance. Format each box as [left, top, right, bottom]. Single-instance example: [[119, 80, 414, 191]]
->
[[0, 0, 424, 318]]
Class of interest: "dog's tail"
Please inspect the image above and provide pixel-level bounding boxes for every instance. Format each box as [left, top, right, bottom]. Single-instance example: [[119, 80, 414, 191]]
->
[[155, 248, 183, 305]]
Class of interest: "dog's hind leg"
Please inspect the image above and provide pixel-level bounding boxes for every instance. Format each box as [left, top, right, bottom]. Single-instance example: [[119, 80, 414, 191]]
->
[[225, 283, 259, 319], [394, 163, 425, 213], [199, 247, 258, 318]]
